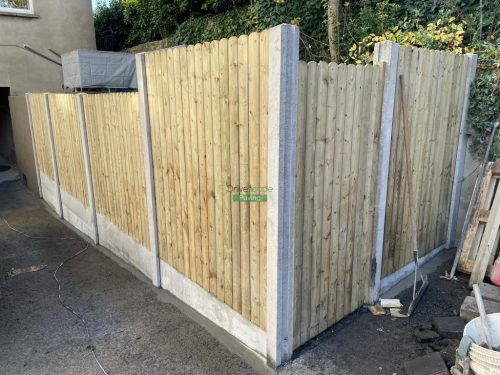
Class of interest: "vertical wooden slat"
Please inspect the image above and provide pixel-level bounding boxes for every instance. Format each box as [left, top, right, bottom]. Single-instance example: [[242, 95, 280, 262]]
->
[[228, 36, 241, 312], [219, 38, 233, 306], [327, 63, 344, 326], [210, 40, 224, 301], [293, 61, 308, 347], [202, 42, 217, 294], [238, 34, 251, 320], [258, 29, 269, 329], [319, 62, 337, 331], [300, 62, 318, 339], [176, 47, 191, 277], [187, 45, 203, 287], [169, 48, 185, 273], [193, 44, 208, 288], [181, 46, 196, 282], [248, 32, 261, 324]]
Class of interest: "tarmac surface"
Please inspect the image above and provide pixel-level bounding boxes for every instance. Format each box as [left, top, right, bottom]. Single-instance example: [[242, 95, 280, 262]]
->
[[0, 180, 262, 375], [0, 179, 469, 374]]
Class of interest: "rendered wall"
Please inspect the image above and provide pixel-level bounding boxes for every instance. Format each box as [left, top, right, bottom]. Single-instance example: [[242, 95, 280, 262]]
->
[[0, 0, 96, 95], [0, 0, 95, 193]]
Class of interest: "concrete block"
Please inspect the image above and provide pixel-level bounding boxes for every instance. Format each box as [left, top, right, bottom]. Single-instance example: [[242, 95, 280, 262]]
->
[[414, 327, 441, 343], [432, 316, 466, 339], [471, 282, 500, 303], [460, 295, 500, 322], [403, 352, 449, 375]]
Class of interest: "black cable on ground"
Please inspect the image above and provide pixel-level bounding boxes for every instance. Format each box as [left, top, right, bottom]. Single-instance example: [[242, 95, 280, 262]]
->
[[2, 217, 109, 375]]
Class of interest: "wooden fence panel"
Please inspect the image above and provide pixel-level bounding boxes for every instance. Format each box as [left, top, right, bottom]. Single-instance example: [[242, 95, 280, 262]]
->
[[144, 30, 269, 329], [83, 93, 149, 248], [27, 94, 53, 179], [293, 62, 385, 348], [381, 47, 472, 277], [47, 94, 88, 205]]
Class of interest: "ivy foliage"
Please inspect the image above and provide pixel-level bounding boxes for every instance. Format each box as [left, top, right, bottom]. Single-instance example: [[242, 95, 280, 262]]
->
[[94, 0, 499, 158]]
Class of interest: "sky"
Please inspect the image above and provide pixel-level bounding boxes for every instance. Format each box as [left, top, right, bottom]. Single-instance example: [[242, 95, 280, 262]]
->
[[92, 0, 109, 10]]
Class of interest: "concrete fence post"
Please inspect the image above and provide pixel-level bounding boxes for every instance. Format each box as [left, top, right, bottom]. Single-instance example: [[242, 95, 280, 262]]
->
[[446, 53, 478, 248], [43, 93, 63, 218], [76, 94, 99, 244], [136, 52, 161, 288], [266, 24, 300, 368], [369, 41, 400, 303], [25, 94, 42, 198]]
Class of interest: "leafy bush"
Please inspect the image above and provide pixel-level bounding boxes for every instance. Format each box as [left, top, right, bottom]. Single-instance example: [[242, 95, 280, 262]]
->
[[468, 43, 500, 160], [174, 7, 250, 45], [94, 0, 499, 158], [94, 0, 130, 51], [348, 17, 471, 64]]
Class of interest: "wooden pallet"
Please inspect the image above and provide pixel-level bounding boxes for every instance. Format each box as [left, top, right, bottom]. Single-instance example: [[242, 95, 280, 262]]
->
[[458, 162, 500, 285]]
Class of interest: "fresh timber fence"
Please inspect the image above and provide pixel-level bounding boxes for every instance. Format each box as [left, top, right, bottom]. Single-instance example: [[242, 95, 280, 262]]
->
[[381, 47, 475, 281], [293, 62, 385, 347], [144, 33, 270, 328], [26, 25, 477, 368]]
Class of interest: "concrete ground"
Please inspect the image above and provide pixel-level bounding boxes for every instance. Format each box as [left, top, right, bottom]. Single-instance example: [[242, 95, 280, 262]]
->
[[0, 180, 266, 375], [0, 178, 468, 374]]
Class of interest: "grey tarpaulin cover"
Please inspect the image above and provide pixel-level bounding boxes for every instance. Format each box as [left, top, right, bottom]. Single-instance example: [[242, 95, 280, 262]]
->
[[62, 50, 137, 89]]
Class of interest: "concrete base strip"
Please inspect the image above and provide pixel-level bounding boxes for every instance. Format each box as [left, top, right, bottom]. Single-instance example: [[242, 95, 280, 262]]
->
[[60, 188, 96, 241], [96, 214, 153, 281], [160, 259, 267, 358], [380, 243, 446, 294], [39, 172, 60, 213]]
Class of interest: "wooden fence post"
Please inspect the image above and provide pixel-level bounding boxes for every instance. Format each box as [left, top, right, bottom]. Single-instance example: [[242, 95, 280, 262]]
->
[[25, 94, 42, 198], [369, 41, 400, 303], [446, 54, 478, 248], [266, 24, 299, 368], [136, 52, 161, 288], [76, 93, 99, 245], [43, 93, 63, 218]]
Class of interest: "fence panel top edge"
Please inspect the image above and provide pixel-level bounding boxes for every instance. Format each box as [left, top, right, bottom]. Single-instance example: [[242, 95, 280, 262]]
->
[[141, 28, 271, 58], [300, 60, 381, 69], [397, 44, 475, 62]]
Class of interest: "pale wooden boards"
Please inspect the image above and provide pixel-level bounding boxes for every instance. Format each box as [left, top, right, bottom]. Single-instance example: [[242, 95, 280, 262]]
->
[[27, 94, 55, 179], [458, 162, 500, 286], [293, 61, 385, 349], [144, 30, 269, 329], [83, 93, 150, 249], [47, 94, 88, 205], [382, 47, 472, 277]]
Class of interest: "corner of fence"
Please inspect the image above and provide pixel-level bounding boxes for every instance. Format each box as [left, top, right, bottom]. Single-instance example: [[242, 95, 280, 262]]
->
[[445, 53, 478, 248], [266, 23, 300, 368], [369, 41, 400, 304]]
